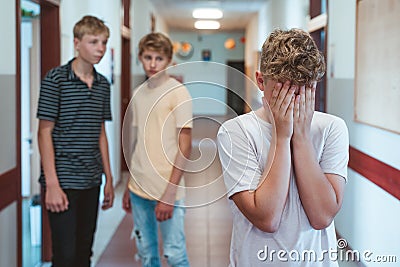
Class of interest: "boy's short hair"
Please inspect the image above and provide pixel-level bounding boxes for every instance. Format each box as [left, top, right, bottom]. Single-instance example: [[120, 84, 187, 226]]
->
[[73, 15, 110, 40], [260, 28, 325, 86], [138, 32, 173, 59]]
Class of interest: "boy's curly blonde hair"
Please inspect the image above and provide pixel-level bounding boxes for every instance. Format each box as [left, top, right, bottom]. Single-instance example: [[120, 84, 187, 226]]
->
[[260, 28, 325, 86]]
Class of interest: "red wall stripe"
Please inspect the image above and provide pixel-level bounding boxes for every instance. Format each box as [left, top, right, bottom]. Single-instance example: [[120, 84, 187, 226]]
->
[[0, 169, 19, 211], [348, 146, 400, 200]]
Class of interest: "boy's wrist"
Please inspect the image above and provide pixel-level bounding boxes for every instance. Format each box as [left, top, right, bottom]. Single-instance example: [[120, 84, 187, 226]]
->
[[105, 175, 113, 182], [291, 135, 311, 146], [163, 185, 178, 197], [46, 179, 61, 188], [276, 136, 292, 145]]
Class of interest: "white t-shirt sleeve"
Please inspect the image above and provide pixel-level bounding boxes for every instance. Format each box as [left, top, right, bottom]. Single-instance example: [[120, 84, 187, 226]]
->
[[217, 120, 263, 199], [320, 117, 349, 181]]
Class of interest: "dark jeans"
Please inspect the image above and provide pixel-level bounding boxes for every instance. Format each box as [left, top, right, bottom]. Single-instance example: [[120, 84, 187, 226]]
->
[[47, 186, 100, 267]]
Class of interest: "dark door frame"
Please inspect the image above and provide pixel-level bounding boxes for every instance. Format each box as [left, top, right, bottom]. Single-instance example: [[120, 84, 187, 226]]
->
[[309, 0, 327, 112], [120, 0, 131, 172], [226, 60, 247, 116], [38, 0, 61, 262]]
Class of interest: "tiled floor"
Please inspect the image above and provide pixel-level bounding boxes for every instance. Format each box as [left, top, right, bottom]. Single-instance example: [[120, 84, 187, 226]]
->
[[92, 178, 128, 266]]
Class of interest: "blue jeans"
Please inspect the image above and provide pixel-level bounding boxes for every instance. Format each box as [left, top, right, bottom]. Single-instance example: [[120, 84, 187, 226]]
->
[[129, 192, 190, 267]]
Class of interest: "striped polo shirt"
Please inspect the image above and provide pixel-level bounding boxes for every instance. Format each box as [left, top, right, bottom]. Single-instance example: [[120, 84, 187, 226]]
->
[[37, 58, 112, 189]]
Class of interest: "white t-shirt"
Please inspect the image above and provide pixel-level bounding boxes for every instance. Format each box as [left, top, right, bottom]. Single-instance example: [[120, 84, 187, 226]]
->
[[217, 111, 349, 266], [128, 77, 192, 201]]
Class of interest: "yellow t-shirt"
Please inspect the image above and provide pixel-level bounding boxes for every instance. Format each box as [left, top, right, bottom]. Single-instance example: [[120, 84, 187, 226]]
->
[[128, 77, 193, 200]]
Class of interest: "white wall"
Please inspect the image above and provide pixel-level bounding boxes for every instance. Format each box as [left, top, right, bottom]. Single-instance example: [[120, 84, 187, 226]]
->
[[60, 0, 122, 185], [60, 1, 88, 64], [0, 0, 16, 75], [266, 0, 308, 31], [131, 0, 168, 75], [245, 13, 260, 69], [327, 0, 400, 264]]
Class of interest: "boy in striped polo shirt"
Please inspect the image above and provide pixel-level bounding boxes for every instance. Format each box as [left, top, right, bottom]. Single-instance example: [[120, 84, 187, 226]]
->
[[37, 15, 114, 267]]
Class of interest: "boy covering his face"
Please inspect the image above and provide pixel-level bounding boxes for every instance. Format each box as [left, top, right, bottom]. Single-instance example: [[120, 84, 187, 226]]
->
[[217, 28, 349, 266]]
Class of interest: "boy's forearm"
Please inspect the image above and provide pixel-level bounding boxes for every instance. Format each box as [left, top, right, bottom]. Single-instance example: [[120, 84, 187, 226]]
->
[[163, 167, 183, 198], [292, 138, 341, 228], [161, 157, 187, 201], [251, 138, 292, 229], [99, 123, 113, 182], [231, 138, 292, 232], [163, 128, 192, 197], [38, 123, 59, 187]]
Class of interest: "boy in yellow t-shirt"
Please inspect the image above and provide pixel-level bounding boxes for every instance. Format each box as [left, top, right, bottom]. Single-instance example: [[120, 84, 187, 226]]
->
[[122, 32, 192, 267]]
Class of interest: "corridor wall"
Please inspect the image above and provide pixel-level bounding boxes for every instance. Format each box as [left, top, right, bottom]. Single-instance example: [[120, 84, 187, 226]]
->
[[327, 0, 400, 264], [0, 0, 18, 266]]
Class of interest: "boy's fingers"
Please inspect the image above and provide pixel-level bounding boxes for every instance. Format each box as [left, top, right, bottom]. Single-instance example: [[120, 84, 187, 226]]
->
[[270, 83, 282, 106], [299, 86, 306, 117], [280, 85, 295, 112], [271, 81, 291, 111], [286, 95, 295, 117], [293, 95, 300, 119], [310, 86, 316, 110], [305, 85, 312, 106], [277, 81, 291, 104]]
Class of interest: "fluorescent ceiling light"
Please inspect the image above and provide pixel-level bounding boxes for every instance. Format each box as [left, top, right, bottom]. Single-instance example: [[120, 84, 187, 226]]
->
[[194, 20, 221, 30], [192, 8, 223, 19]]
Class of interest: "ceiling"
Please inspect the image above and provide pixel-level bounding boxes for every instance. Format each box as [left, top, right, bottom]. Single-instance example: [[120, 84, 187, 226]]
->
[[149, 0, 267, 31]]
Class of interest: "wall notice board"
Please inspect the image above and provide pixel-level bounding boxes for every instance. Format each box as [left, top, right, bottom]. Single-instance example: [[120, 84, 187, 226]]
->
[[355, 0, 400, 134]]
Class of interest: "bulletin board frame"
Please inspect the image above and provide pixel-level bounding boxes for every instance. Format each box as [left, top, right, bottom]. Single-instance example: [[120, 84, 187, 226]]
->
[[354, 0, 400, 134]]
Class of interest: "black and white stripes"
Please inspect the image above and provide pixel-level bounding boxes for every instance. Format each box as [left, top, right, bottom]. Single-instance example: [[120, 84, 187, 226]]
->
[[37, 58, 112, 189]]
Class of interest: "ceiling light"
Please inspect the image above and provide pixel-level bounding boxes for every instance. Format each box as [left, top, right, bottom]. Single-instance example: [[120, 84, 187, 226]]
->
[[192, 8, 223, 19], [194, 20, 221, 30]]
